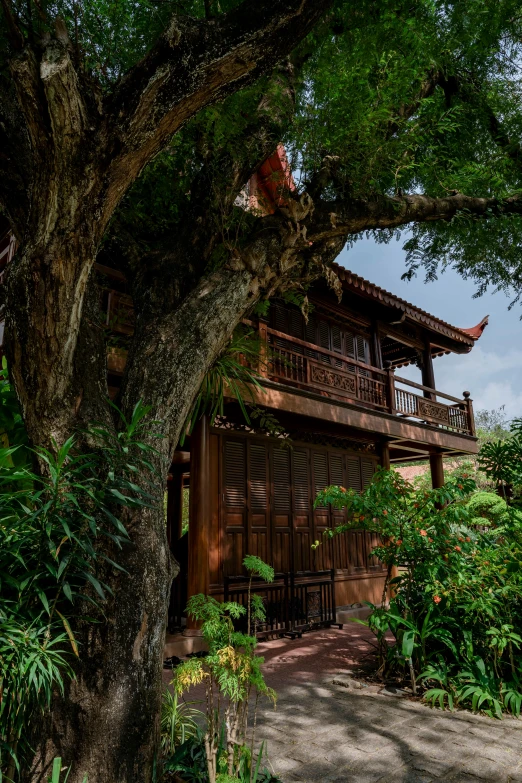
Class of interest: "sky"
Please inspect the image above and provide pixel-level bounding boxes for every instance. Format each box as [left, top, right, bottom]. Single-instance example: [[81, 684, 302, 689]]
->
[[336, 236, 522, 421]]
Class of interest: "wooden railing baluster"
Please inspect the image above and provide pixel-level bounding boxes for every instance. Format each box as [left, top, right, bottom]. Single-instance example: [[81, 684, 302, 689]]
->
[[257, 322, 475, 437]]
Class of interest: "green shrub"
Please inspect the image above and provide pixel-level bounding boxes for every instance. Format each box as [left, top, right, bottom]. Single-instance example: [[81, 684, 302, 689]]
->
[[466, 491, 510, 528], [171, 557, 276, 783], [0, 401, 159, 778], [316, 469, 522, 717]]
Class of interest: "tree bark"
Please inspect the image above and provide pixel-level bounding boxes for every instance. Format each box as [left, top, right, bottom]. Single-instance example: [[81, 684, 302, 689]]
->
[[1, 0, 331, 450]]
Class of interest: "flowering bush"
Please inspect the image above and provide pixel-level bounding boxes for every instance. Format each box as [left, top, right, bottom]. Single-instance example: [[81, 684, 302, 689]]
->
[[315, 469, 522, 717]]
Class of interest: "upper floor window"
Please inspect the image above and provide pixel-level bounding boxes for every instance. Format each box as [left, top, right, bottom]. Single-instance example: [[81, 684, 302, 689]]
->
[[270, 302, 370, 366]]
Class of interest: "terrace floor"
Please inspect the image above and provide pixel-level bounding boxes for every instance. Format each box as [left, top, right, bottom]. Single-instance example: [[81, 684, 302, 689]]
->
[[163, 623, 522, 782], [252, 626, 522, 783]]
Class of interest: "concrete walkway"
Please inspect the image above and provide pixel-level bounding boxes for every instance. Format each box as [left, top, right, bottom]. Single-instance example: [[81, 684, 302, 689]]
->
[[252, 626, 522, 783]]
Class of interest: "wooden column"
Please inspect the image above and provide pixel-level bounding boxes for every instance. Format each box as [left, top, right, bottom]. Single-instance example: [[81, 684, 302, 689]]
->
[[258, 317, 269, 378], [167, 469, 185, 548], [184, 415, 211, 635], [429, 452, 445, 489], [463, 391, 476, 436], [421, 341, 436, 400], [381, 441, 391, 470], [385, 361, 396, 414], [371, 321, 383, 369]]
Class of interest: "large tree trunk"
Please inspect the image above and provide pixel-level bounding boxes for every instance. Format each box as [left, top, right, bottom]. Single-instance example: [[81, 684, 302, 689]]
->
[[24, 263, 258, 783], [27, 504, 173, 783]]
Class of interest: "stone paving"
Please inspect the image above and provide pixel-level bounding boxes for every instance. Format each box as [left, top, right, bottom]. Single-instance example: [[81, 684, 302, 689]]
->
[[251, 626, 522, 783]]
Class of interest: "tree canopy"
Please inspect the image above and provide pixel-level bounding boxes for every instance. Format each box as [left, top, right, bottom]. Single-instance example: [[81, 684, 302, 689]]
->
[[111, 0, 522, 310]]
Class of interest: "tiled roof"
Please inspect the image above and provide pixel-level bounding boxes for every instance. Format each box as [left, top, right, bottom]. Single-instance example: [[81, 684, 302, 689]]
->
[[331, 263, 488, 346], [248, 148, 488, 349]]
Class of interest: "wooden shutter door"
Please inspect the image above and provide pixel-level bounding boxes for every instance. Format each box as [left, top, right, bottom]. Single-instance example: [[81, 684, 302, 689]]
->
[[361, 458, 376, 489], [311, 450, 329, 572], [292, 448, 313, 572], [223, 438, 247, 576], [328, 451, 345, 572], [248, 442, 269, 564], [345, 455, 365, 574], [271, 447, 292, 573]]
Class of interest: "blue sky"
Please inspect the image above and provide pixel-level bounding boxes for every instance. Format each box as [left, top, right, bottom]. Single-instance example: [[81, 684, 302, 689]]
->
[[337, 236, 522, 420]]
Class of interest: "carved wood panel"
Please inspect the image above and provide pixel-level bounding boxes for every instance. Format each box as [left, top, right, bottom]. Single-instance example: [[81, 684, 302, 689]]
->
[[418, 398, 450, 425]]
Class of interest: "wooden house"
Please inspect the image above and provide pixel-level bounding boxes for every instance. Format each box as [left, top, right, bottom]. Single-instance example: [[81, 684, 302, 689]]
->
[[0, 169, 488, 637]]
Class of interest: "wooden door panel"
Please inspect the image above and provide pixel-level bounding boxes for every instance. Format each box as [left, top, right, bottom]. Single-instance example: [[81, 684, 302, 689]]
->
[[224, 530, 244, 577], [273, 530, 291, 572], [225, 513, 244, 527], [295, 530, 312, 571], [250, 531, 268, 562], [248, 442, 270, 567]]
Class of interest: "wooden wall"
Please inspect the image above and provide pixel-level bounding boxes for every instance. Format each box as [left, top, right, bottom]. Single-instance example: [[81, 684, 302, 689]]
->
[[208, 430, 387, 607]]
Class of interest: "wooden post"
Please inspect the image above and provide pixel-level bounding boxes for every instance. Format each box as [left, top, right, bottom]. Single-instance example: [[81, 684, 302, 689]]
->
[[429, 452, 445, 489], [421, 341, 436, 400], [184, 414, 211, 635], [167, 468, 185, 546], [381, 441, 391, 470], [463, 391, 475, 436], [371, 321, 383, 369], [258, 318, 268, 378], [385, 361, 396, 414]]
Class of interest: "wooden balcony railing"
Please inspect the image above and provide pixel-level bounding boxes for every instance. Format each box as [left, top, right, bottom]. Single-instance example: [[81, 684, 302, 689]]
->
[[260, 325, 475, 437]]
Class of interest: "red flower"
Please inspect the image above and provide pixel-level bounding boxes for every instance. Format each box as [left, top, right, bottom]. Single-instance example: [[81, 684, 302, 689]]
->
[[454, 546, 461, 552], [458, 484, 463, 489], [339, 487, 347, 493], [383, 510, 388, 516], [428, 538, 433, 543], [433, 595, 442, 604], [396, 539, 402, 545], [419, 529, 427, 537], [465, 536, 471, 542]]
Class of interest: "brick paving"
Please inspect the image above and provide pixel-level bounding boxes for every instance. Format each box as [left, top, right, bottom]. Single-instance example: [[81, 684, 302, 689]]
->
[[252, 625, 522, 783]]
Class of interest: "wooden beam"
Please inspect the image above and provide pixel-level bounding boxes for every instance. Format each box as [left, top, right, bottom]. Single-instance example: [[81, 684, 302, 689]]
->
[[184, 414, 211, 635], [248, 382, 479, 454]]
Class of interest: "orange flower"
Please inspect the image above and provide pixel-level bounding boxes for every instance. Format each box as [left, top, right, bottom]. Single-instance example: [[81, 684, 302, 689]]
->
[[454, 545, 461, 552], [419, 529, 427, 537], [396, 539, 402, 545], [428, 537, 433, 543], [339, 487, 347, 493], [383, 510, 388, 516], [465, 536, 471, 542], [458, 484, 463, 489], [433, 595, 442, 604]]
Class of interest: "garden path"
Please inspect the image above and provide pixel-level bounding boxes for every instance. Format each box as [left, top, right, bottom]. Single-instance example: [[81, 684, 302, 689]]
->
[[252, 625, 522, 783]]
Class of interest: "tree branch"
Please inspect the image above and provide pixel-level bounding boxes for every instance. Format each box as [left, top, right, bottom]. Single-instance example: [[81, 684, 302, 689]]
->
[[307, 191, 522, 242], [103, 0, 331, 222], [486, 104, 522, 170], [0, 0, 24, 49]]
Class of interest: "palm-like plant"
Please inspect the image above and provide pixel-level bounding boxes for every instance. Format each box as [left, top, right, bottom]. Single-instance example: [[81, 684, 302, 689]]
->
[[161, 691, 203, 756]]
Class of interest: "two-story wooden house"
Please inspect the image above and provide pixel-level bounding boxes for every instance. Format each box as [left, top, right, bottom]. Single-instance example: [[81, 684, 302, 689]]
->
[[0, 171, 487, 639]]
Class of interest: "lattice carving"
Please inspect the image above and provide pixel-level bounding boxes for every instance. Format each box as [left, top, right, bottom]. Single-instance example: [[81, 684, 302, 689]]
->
[[418, 399, 450, 424], [288, 431, 377, 453], [310, 363, 357, 393]]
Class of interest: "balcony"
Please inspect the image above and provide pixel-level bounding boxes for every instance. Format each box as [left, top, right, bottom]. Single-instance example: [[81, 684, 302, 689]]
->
[[258, 325, 475, 438]]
